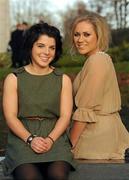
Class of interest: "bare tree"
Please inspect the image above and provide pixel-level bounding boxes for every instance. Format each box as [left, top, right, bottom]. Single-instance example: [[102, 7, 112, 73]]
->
[[89, 0, 129, 29], [124, 0, 129, 27], [10, 0, 52, 26], [111, 0, 129, 29]]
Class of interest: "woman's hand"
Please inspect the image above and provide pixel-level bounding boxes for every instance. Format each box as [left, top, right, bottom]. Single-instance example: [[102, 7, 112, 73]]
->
[[70, 121, 86, 150], [30, 136, 54, 153], [45, 137, 54, 151], [70, 138, 77, 150], [30, 136, 49, 153]]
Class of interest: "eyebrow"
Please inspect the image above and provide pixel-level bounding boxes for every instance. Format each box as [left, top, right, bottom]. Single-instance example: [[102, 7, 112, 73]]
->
[[36, 42, 55, 47]]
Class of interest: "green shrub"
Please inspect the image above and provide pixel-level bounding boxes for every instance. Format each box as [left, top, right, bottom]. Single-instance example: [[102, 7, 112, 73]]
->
[[0, 52, 11, 67], [0, 52, 11, 80], [115, 62, 129, 73], [111, 28, 129, 46], [108, 41, 129, 63], [55, 53, 85, 67]]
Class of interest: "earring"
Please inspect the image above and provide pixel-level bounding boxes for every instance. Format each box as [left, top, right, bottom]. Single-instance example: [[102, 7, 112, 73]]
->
[[70, 45, 80, 62]]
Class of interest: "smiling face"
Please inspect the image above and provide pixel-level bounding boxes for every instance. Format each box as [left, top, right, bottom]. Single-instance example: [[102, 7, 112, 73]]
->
[[31, 34, 56, 68], [73, 21, 99, 56]]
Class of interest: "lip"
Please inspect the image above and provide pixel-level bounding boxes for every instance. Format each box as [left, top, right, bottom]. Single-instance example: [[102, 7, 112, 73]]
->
[[76, 43, 87, 48], [77, 45, 86, 49], [39, 56, 49, 61]]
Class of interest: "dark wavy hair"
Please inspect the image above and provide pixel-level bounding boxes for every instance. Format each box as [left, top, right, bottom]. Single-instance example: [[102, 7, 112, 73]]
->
[[23, 22, 62, 65]]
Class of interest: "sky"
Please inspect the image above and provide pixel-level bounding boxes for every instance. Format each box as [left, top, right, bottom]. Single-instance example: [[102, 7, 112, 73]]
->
[[48, 0, 77, 11], [11, 0, 89, 12], [47, 0, 89, 12]]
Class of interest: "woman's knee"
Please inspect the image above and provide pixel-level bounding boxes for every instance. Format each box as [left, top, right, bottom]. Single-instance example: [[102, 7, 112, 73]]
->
[[47, 161, 71, 180], [12, 163, 43, 180]]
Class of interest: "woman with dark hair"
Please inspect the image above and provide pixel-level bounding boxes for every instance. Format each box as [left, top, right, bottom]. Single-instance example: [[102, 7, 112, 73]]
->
[[2, 22, 75, 180]]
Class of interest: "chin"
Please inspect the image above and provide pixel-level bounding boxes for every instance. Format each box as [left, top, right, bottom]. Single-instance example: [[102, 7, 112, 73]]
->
[[78, 50, 88, 55], [41, 61, 49, 66], [39, 63, 49, 68]]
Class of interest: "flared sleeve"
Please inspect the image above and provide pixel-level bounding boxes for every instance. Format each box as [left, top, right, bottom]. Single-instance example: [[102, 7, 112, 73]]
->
[[72, 53, 110, 122]]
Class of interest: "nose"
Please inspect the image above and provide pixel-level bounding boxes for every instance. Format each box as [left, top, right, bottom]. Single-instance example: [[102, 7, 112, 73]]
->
[[44, 47, 50, 55], [78, 35, 83, 42]]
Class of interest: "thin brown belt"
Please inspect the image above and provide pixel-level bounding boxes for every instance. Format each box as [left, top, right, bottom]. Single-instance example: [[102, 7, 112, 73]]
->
[[25, 116, 47, 121]]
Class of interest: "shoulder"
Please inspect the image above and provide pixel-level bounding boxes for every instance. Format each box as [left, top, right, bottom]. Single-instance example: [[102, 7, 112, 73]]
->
[[63, 74, 72, 82], [52, 68, 71, 82], [61, 74, 72, 93], [3, 73, 17, 89], [3, 67, 25, 85], [4, 73, 17, 82], [51, 67, 72, 83], [53, 68, 71, 81], [89, 52, 111, 63], [53, 68, 63, 76], [62, 74, 72, 89], [87, 52, 111, 69], [12, 67, 25, 76]]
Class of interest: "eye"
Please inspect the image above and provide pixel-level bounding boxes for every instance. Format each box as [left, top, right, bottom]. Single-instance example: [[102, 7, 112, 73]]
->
[[83, 32, 90, 37], [74, 32, 80, 37], [50, 46, 56, 50]]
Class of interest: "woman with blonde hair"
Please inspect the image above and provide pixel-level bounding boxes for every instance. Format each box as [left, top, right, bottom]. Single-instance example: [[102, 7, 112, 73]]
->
[[70, 11, 129, 160]]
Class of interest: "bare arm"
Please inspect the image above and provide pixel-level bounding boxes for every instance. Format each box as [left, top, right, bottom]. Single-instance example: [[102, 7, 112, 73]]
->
[[3, 73, 31, 142], [70, 121, 86, 148]]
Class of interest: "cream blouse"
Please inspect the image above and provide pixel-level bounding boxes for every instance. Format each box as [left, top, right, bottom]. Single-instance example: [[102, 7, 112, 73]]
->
[[72, 52, 121, 123]]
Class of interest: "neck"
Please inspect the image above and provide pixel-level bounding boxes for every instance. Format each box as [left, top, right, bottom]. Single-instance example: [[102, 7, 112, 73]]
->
[[26, 64, 53, 75]]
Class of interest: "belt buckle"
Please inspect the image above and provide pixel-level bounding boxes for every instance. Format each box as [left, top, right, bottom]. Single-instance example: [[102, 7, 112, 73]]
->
[[36, 117, 44, 121]]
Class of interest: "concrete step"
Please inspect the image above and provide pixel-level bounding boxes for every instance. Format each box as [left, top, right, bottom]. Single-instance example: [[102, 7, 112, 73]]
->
[[0, 157, 12, 180], [1, 157, 129, 180]]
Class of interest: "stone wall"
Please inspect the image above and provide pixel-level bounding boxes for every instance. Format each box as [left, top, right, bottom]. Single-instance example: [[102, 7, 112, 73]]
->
[[0, 0, 10, 53]]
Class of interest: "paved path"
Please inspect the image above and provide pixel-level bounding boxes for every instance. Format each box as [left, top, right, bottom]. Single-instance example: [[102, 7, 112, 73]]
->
[[1, 157, 129, 180]]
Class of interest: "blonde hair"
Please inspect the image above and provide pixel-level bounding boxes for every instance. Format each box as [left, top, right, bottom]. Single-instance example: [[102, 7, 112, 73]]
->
[[70, 11, 111, 52]]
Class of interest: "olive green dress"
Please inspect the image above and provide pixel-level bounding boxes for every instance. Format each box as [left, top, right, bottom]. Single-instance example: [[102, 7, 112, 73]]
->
[[2, 67, 75, 175]]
